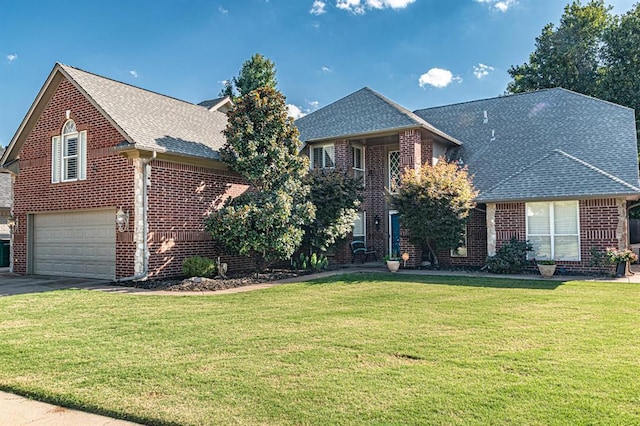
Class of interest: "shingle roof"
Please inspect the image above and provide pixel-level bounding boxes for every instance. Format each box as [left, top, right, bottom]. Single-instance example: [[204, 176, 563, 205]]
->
[[414, 88, 640, 202], [295, 87, 460, 145], [60, 64, 227, 160]]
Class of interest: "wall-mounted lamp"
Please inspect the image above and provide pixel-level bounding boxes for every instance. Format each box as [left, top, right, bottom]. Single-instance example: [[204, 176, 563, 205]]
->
[[116, 207, 129, 233], [7, 214, 17, 234], [374, 215, 381, 231]]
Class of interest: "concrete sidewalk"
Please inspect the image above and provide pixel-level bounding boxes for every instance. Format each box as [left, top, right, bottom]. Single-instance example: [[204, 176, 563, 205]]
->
[[0, 391, 142, 426]]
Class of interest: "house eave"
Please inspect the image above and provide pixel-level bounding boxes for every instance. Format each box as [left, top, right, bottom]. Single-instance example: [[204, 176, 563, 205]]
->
[[478, 192, 640, 204], [302, 124, 462, 147]]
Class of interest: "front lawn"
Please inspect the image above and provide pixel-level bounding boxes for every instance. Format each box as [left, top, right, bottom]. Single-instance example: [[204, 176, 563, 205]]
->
[[0, 273, 638, 425]]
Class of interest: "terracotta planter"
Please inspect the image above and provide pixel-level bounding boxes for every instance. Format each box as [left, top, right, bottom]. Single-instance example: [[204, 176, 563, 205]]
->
[[537, 264, 556, 278], [386, 260, 400, 272]]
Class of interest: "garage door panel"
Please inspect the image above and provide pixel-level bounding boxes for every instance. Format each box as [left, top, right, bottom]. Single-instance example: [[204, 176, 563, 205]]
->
[[33, 210, 116, 280]]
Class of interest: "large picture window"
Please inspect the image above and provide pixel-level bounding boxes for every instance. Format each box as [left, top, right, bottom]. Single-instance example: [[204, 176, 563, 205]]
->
[[526, 201, 580, 261], [352, 211, 366, 238], [52, 120, 87, 183], [310, 144, 335, 169]]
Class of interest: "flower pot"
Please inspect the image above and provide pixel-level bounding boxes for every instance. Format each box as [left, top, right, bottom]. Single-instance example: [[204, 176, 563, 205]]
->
[[537, 264, 556, 278], [615, 261, 632, 277], [386, 260, 400, 272]]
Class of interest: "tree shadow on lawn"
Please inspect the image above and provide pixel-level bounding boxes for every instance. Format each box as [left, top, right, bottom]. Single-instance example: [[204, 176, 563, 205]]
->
[[305, 271, 568, 290]]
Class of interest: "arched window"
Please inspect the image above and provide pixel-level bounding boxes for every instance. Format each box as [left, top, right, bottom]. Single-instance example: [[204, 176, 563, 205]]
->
[[52, 119, 87, 183]]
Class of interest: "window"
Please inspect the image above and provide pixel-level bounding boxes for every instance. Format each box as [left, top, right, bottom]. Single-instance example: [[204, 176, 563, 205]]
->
[[450, 226, 468, 257], [353, 211, 366, 239], [310, 144, 335, 169], [352, 145, 365, 185], [52, 120, 86, 183], [526, 201, 580, 261], [389, 150, 400, 192]]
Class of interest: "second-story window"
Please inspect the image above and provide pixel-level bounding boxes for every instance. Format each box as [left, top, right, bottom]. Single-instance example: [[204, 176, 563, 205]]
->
[[310, 144, 335, 169], [389, 150, 400, 192], [352, 145, 365, 185], [52, 119, 87, 183]]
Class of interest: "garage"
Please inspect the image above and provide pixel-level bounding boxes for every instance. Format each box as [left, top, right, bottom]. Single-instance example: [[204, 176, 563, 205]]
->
[[32, 209, 116, 280]]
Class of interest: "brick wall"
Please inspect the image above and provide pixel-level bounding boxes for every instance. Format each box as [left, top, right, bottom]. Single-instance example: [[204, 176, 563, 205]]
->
[[439, 207, 487, 268], [492, 199, 620, 273], [12, 78, 135, 275], [147, 160, 252, 278]]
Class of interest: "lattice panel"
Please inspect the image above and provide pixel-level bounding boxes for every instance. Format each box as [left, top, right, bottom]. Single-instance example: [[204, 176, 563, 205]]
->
[[389, 151, 400, 192]]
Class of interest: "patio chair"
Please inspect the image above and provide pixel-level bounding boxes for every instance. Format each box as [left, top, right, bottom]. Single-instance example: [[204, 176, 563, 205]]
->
[[350, 240, 377, 263]]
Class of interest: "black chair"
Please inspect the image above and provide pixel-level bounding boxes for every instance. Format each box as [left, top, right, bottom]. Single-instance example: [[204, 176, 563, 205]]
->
[[350, 240, 377, 263]]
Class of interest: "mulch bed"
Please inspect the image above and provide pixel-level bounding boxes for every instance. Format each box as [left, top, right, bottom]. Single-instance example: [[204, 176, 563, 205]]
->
[[121, 270, 305, 292]]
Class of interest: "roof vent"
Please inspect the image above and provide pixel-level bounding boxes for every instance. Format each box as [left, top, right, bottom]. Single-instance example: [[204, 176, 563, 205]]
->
[[490, 129, 496, 141], [483, 110, 488, 124]]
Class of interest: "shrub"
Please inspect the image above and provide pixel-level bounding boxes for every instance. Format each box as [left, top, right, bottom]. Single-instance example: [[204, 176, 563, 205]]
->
[[486, 238, 533, 274], [291, 252, 328, 272], [182, 256, 217, 278]]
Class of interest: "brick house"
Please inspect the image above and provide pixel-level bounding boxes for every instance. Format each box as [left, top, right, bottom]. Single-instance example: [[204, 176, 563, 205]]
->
[[0, 148, 11, 244], [0, 63, 251, 280], [295, 87, 640, 272]]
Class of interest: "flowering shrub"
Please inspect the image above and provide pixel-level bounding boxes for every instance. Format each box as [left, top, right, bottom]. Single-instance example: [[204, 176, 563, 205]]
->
[[605, 248, 638, 264]]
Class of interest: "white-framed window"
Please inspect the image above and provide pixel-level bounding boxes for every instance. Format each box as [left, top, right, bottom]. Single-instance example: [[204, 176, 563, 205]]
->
[[526, 200, 580, 261], [450, 226, 468, 257], [310, 144, 335, 169], [353, 211, 366, 239], [52, 119, 87, 183], [352, 145, 365, 185], [389, 150, 400, 193]]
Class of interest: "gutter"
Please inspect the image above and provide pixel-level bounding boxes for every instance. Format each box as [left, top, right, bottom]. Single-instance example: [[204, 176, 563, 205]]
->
[[116, 151, 156, 283]]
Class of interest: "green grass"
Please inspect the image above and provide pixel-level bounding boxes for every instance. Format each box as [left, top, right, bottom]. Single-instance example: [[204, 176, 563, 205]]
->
[[0, 273, 639, 425]]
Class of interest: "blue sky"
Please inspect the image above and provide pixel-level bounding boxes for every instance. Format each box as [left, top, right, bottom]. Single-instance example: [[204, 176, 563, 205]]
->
[[0, 0, 636, 148]]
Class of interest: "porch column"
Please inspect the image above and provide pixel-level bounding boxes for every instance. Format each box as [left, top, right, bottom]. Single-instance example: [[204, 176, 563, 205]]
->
[[399, 129, 422, 172], [486, 203, 496, 256], [617, 198, 629, 250]]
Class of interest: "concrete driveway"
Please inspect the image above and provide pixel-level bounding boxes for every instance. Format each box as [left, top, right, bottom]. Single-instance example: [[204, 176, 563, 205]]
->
[[0, 268, 138, 296]]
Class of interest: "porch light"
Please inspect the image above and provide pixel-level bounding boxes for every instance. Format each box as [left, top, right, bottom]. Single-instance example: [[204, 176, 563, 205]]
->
[[116, 207, 129, 233], [7, 214, 17, 234], [374, 215, 381, 230]]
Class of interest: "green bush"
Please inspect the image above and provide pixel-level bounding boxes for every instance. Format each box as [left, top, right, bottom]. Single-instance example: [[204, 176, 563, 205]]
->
[[291, 252, 328, 272], [486, 238, 533, 274], [182, 256, 217, 278]]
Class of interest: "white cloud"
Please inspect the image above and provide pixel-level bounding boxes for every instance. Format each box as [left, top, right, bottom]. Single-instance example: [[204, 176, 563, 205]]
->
[[218, 5, 229, 14], [308, 100, 320, 109], [475, 0, 516, 12], [129, 70, 138, 78], [473, 63, 494, 79], [287, 104, 307, 119], [418, 68, 461, 88], [6, 54, 17, 63], [336, 0, 415, 14], [311, 0, 326, 15], [319, 66, 333, 74]]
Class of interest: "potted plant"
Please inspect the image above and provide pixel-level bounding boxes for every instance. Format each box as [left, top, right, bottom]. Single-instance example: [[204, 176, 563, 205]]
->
[[536, 259, 556, 278], [605, 248, 637, 277], [383, 255, 401, 272]]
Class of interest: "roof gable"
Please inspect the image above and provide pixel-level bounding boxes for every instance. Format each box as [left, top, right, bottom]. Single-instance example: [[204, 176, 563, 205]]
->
[[2, 63, 228, 167], [295, 87, 460, 145], [415, 88, 640, 201]]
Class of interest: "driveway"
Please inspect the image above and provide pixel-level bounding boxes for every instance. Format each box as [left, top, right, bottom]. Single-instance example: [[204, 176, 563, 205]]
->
[[0, 269, 138, 296]]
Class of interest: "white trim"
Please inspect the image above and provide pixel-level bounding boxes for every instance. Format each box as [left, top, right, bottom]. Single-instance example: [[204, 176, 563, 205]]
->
[[352, 145, 365, 187], [526, 200, 581, 261], [310, 143, 335, 170], [353, 210, 366, 241]]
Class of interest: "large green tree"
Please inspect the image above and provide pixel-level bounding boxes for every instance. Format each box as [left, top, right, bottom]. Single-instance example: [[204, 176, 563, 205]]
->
[[207, 75, 314, 272], [507, 0, 611, 95], [303, 169, 363, 252], [388, 160, 477, 266], [219, 53, 277, 98]]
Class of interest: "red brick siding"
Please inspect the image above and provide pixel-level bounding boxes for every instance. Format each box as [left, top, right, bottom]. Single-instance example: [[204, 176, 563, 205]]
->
[[147, 160, 252, 278], [12, 78, 136, 276], [439, 208, 487, 268], [493, 199, 619, 273]]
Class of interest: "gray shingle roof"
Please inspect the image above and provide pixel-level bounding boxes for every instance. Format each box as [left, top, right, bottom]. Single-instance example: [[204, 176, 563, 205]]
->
[[295, 87, 460, 145], [414, 88, 640, 202], [61, 64, 227, 160]]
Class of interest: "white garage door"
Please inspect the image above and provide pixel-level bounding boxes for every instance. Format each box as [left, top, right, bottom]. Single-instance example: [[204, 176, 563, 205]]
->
[[33, 210, 116, 280]]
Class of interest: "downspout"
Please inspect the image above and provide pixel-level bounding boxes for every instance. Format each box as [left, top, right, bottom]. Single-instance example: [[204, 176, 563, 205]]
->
[[116, 151, 156, 283]]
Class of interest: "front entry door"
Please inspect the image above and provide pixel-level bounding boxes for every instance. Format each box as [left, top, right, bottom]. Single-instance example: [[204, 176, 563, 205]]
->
[[389, 211, 400, 257]]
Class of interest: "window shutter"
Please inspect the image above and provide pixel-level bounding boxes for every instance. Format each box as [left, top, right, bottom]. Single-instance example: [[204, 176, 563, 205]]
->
[[312, 147, 323, 169], [51, 136, 61, 183], [79, 131, 87, 180]]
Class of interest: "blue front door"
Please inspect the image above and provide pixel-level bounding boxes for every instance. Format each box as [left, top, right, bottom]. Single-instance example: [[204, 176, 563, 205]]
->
[[390, 212, 400, 257]]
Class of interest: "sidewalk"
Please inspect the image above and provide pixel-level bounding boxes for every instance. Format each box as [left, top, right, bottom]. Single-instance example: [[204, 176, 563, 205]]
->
[[0, 391, 141, 426]]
